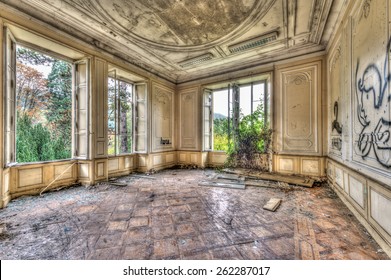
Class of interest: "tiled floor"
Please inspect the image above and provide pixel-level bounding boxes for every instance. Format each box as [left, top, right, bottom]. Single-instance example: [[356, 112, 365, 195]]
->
[[0, 169, 388, 260]]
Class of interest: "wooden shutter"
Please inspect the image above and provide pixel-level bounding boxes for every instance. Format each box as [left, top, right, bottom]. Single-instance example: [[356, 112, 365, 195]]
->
[[134, 82, 147, 153], [3, 27, 16, 166], [203, 89, 213, 150], [73, 59, 90, 159]]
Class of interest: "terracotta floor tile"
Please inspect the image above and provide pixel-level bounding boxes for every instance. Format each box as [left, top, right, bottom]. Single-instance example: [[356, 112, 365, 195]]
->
[[182, 251, 213, 260], [123, 243, 153, 259], [195, 219, 219, 233], [201, 231, 230, 248], [226, 228, 258, 244], [172, 212, 192, 224], [128, 217, 149, 228], [0, 169, 388, 260], [87, 247, 122, 260], [152, 199, 168, 207], [132, 207, 150, 217], [153, 238, 179, 259], [152, 224, 176, 239], [151, 214, 172, 227], [178, 235, 205, 255], [236, 242, 272, 259], [169, 205, 190, 214], [175, 222, 198, 236], [107, 221, 128, 231], [115, 204, 134, 212], [123, 227, 151, 244], [264, 237, 295, 258], [110, 212, 132, 221], [190, 210, 210, 221], [151, 206, 170, 216], [211, 246, 243, 260], [249, 226, 274, 238], [95, 233, 124, 249]]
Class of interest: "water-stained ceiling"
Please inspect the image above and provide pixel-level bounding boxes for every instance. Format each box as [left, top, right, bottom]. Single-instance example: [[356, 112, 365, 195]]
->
[[2, 0, 344, 83]]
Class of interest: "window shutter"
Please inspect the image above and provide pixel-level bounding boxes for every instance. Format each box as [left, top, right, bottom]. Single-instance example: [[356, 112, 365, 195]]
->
[[3, 27, 16, 166], [203, 88, 213, 150], [73, 59, 90, 159], [134, 83, 147, 153]]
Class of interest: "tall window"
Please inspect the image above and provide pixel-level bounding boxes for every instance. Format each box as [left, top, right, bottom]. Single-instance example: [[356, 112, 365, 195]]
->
[[15, 46, 72, 163], [204, 80, 270, 152], [108, 74, 133, 155], [3, 26, 90, 166]]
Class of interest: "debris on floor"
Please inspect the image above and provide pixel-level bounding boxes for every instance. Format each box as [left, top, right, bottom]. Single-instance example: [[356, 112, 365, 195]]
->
[[131, 174, 157, 180], [245, 179, 291, 189], [223, 168, 315, 188], [198, 173, 245, 189], [198, 180, 246, 189], [0, 168, 388, 260], [263, 198, 282, 212], [0, 223, 6, 234], [108, 182, 128, 187]]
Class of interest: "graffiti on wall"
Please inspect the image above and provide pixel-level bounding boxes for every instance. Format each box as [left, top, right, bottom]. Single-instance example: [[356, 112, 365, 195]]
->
[[331, 101, 342, 151], [355, 38, 391, 168]]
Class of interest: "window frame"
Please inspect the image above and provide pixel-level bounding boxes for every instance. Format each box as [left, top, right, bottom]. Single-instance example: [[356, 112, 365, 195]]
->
[[3, 25, 90, 166], [107, 71, 135, 156], [203, 79, 270, 152]]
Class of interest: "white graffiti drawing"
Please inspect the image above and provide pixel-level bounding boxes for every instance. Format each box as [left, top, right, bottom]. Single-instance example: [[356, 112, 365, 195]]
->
[[355, 38, 391, 168]]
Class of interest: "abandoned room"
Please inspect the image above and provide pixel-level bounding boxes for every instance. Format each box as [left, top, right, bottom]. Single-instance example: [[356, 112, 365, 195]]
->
[[0, 0, 390, 260]]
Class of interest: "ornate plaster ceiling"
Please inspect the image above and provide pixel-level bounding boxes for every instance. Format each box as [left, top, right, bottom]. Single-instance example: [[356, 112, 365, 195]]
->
[[2, 0, 344, 83]]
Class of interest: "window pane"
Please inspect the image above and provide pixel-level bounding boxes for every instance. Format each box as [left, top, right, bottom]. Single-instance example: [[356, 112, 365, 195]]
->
[[107, 77, 116, 155], [239, 85, 252, 116], [253, 83, 264, 112], [213, 89, 229, 151], [118, 81, 132, 154], [108, 77, 133, 156], [16, 46, 72, 163]]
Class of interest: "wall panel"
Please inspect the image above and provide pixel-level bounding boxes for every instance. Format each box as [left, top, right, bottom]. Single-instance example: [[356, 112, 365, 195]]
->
[[274, 155, 325, 177], [369, 183, 391, 243], [328, 35, 343, 157], [19, 168, 43, 187], [152, 83, 175, 152], [179, 87, 199, 150], [328, 159, 391, 254], [276, 60, 322, 155], [94, 58, 107, 158]]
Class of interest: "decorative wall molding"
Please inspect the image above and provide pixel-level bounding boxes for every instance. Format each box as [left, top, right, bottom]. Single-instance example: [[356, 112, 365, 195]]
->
[[276, 60, 322, 155], [179, 87, 199, 150], [327, 159, 391, 255]]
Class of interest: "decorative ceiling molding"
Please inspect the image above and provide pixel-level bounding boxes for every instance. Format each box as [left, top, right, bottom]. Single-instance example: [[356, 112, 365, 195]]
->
[[178, 53, 215, 68], [228, 31, 278, 54], [1, 0, 343, 84]]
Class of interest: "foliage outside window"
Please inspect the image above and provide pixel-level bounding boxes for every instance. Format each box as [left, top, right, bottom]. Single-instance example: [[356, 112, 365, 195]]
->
[[15, 46, 72, 163], [205, 81, 272, 170], [108, 76, 133, 155]]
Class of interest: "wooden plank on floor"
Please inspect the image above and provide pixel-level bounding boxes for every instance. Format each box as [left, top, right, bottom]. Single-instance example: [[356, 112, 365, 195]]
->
[[246, 180, 287, 189], [223, 169, 314, 187], [215, 174, 245, 182], [198, 180, 246, 189]]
